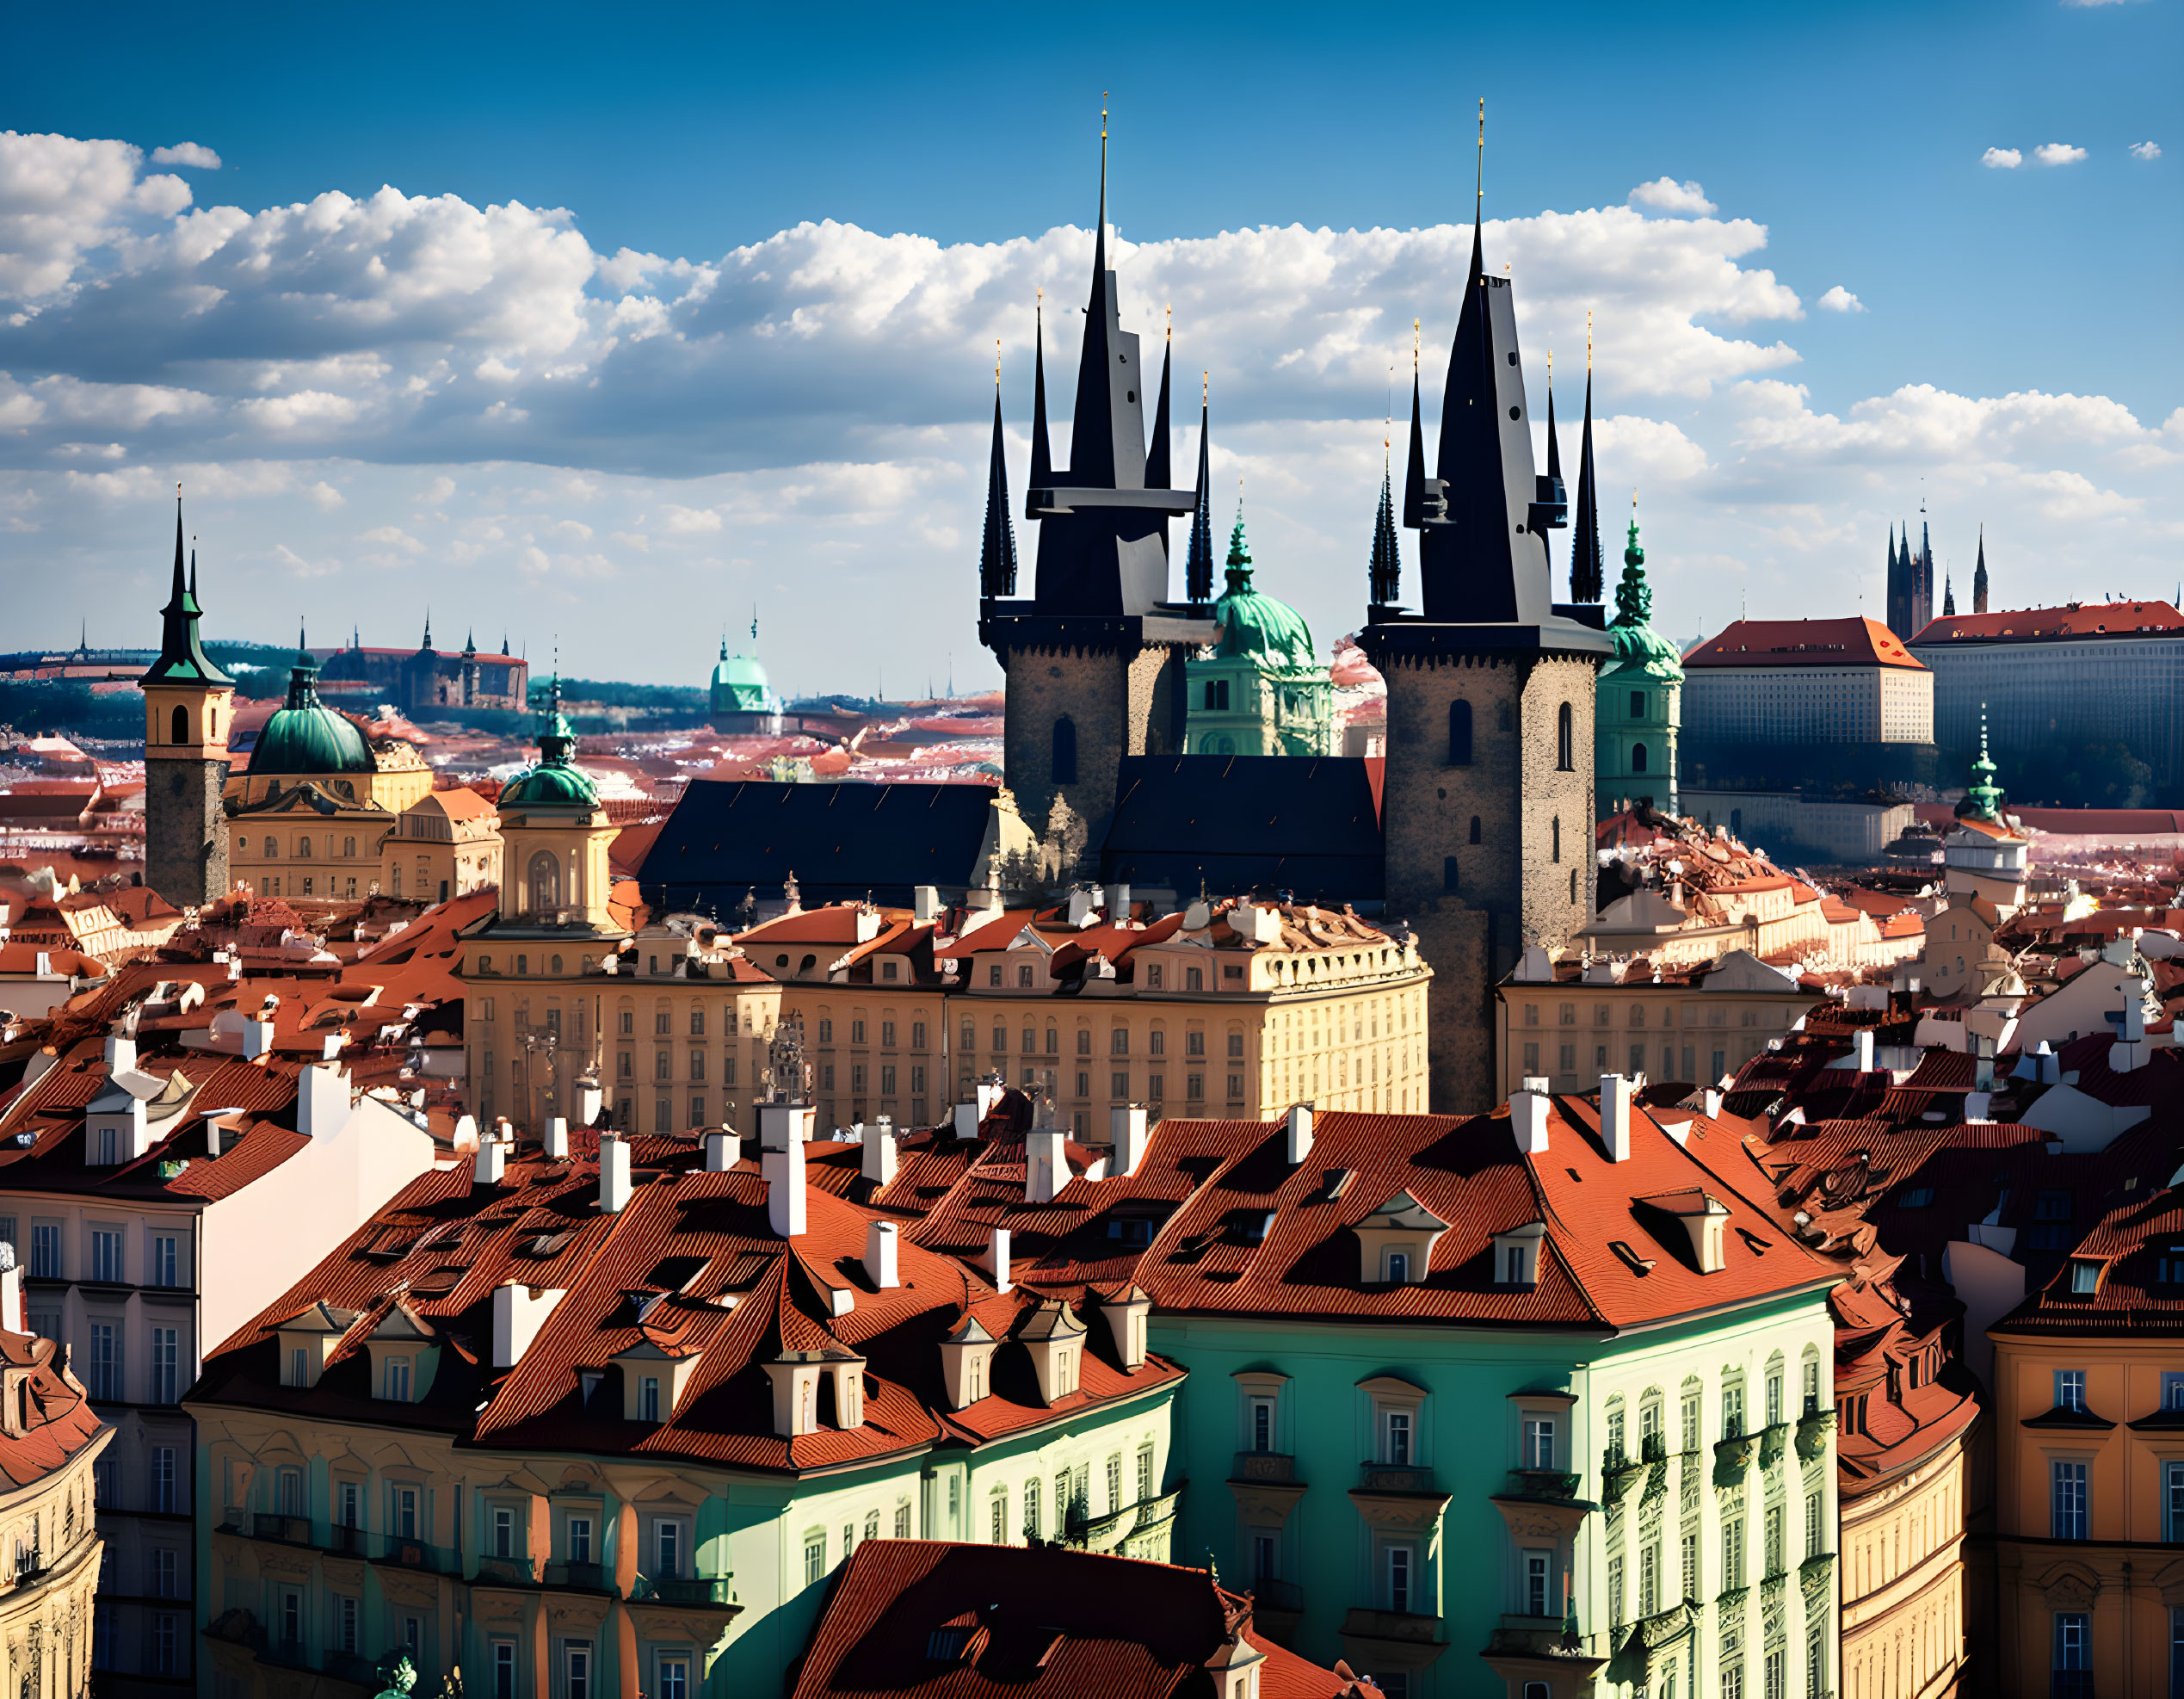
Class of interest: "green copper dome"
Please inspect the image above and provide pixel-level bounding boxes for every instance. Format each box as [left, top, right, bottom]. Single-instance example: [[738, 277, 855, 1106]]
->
[[252, 643, 373, 775], [501, 678, 599, 808], [1211, 512, 1317, 671], [1605, 515, 1684, 683]]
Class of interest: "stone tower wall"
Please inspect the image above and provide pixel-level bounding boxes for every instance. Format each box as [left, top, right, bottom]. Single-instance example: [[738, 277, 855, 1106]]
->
[[1379, 646, 1599, 1111], [1000, 641, 1187, 842], [146, 757, 231, 908]]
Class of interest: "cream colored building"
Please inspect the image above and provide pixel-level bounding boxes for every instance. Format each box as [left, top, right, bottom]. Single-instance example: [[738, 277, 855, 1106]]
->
[[1496, 946, 1818, 1099], [0, 1282, 111, 1699], [940, 897, 1430, 1140], [381, 787, 503, 906]]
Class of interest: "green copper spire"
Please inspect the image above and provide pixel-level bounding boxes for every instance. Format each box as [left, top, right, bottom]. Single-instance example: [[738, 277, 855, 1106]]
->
[[501, 673, 597, 807], [1965, 704, 2004, 821], [1225, 503, 1252, 590], [1613, 510, 1651, 628], [141, 491, 234, 689]]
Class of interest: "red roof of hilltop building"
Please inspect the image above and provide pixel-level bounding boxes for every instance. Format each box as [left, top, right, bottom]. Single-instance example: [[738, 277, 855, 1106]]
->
[[1683, 617, 1926, 672], [1910, 601, 2184, 646]]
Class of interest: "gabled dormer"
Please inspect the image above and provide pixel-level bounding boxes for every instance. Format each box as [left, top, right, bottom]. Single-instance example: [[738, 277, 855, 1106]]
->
[[613, 1338, 702, 1424], [1491, 1220, 1547, 1288], [1639, 1189, 1731, 1273], [275, 1301, 360, 1389], [939, 1314, 998, 1410], [363, 1303, 438, 1402], [1097, 1284, 1151, 1372], [1354, 1189, 1450, 1285], [1018, 1299, 1088, 1404]]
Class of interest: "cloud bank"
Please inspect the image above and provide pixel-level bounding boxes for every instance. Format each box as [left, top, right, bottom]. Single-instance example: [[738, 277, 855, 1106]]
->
[[0, 128, 2172, 689]]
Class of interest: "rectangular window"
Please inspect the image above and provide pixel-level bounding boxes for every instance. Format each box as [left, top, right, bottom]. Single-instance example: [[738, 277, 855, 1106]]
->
[[153, 1446, 178, 1513], [1722, 1383, 1746, 1438], [152, 1612, 180, 1675], [2164, 1371, 2184, 1412], [1111, 1071, 1129, 1100], [151, 1326, 179, 1403], [1723, 1515, 1746, 1590], [338, 1480, 361, 1529], [1764, 1503, 1784, 1575], [2053, 1611, 2089, 1674], [1640, 1541, 1659, 1617], [1525, 1548, 1552, 1617], [1609, 1553, 1625, 1625], [2056, 1369, 2086, 1412], [87, 1322, 120, 1400], [803, 1532, 825, 1587], [150, 1234, 179, 1288], [385, 1356, 412, 1401], [492, 1504, 515, 1558], [565, 1516, 593, 1564], [336, 1596, 360, 1654], [656, 1657, 689, 1699], [1381, 1408, 1412, 1466], [1805, 1490, 1823, 1557], [491, 1641, 516, 1699], [89, 1228, 121, 1282], [1681, 1529, 1698, 1602], [2051, 1461, 2088, 1540], [655, 1518, 682, 1578], [1106, 1453, 1123, 1512], [564, 1640, 592, 1699], [1250, 1396, 1275, 1454], [1387, 1545, 1411, 1615], [1522, 1415, 1555, 1470], [392, 1485, 419, 1540]]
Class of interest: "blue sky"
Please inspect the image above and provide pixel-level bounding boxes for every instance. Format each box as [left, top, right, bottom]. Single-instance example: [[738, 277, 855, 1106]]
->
[[1, 0, 2175, 686]]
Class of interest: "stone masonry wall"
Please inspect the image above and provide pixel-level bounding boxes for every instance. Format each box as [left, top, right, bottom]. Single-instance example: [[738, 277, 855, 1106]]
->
[[146, 757, 230, 908]]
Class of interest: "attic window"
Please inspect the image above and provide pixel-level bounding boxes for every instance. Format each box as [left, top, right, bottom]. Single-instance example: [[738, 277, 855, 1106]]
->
[[1107, 1217, 1156, 1248], [927, 1628, 969, 1661], [1243, 1211, 1278, 1245], [2069, 1259, 2102, 1296], [1608, 1240, 1657, 1276], [1897, 1187, 1934, 1208]]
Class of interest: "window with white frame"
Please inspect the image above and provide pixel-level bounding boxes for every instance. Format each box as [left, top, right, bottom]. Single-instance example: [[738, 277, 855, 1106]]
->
[[490, 1640, 517, 1699], [1385, 1541, 1415, 1614], [561, 1639, 593, 1699], [652, 1515, 685, 1578], [389, 1484, 420, 1541], [655, 1653, 691, 1699], [1523, 1548, 1553, 1618], [490, 1504, 517, 1559], [2055, 1369, 2086, 1412], [1521, 1413, 1556, 1470]]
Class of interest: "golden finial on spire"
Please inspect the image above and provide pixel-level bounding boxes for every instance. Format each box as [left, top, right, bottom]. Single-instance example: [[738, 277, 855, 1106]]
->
[[1477, 98, 1485, 203], [1587, 309, 1594, 370], [1166, 302, 1172, 341], [995, 338, 1002, 387], [1201, 368, 1208, 405], [1413, 318, 1421, 370]]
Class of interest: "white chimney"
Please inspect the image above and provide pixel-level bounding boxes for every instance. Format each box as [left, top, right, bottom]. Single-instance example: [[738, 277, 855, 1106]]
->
[[34, 951, 51, 979], [1511, 1089, 1552, 1154], [243, 1018, 274, 1061], [913, 885, 941, 924], [297, 1062, 350, 1140], [1853, 1028, 1875, 1072], [1027, 1128, 1065, 1204], [0, 1243, 21, 1335], [758, 1100, 816, 1151], [705, 1130, 739, 1171], [1600, 1074, 1633, 1163], [490, 1282, 564, 1368], [861, 1123, 897, 1186], [1965, 1090, 1994, 1121], [865, 1220, 900, 1288], [104, 1032, 136, 1075], [764, 1140, 807, 1238], [982, 1226, 1011, 1293], [1111, 1104, 1150, 1177], [473, 1139, 506, 1186], [577, 1078, 603, 1127], [599, 1135, 632, 1214], [1110, 882, 1131, 917], [1286, 1103, 1314, 1166], [544, 1115, 571, 1159], [453, 1113, 479, 1153], [1703, 1088, 1724, 1120]]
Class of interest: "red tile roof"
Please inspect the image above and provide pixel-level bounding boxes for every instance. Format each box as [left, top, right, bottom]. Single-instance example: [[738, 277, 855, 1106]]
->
[[1683, 617, 1924, 672], [791, 1540, 1379, 1699], [1910, 601, 2184, 646], [0, 1326, 108, 1492]]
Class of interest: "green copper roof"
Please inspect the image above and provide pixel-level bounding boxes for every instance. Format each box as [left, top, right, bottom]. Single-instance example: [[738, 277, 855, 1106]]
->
[[1965, 707, 2005, 821], [1211, 510, 1317, 671], [252, 640, 373, 775], [502, 677, 599, 808], [710, 639, 781, 711], [1606, 513, 1684, 682]]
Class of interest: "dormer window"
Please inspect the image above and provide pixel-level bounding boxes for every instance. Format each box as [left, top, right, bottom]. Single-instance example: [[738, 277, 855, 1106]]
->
[[1493, 1222, 1546, 1287], [1355, 1190, 1450, 1286], [2069, 1259, 2102, 1296], [383, 1356, 411, 1401], [640, 1376, 661, 1422], [1385, 1251, 1410, 1283]]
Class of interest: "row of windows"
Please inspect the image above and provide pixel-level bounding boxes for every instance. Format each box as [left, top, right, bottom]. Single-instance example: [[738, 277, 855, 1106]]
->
[[1, 1216, 188, 1287], [1441, 699, 1578, 769]]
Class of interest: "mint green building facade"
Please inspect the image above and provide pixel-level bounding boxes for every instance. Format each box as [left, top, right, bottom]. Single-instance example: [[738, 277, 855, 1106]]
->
[[1151, 1287, 1840, 1699]]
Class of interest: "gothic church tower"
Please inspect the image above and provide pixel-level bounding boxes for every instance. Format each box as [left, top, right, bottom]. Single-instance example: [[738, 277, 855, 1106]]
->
[[140, 493, 235, 909], [1367, 133, 1612, 1109]]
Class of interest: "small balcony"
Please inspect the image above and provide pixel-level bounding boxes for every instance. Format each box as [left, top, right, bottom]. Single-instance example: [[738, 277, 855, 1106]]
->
[[472, 1554, 539, 1587], [1758, 1423, 1791, 1468], [1231, 1451, 1299, 1484], [634, 1572, 735, 1605], [543, 1560, 612, 1591], [371, 1536, 461, 1576], [1358, 1462, 1435, 1494], [1713, 1431, 1756, 1478], [1340, 1605, 1447, 1649], [1502, 1468, 1583, 1503], [1796, 1406, 1837, 1460]]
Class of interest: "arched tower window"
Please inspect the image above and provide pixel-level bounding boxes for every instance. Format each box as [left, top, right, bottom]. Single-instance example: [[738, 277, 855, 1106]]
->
[[527, 850, 562, 914], [1447, 700, 1472, 766], [1557, 703, 1575, 770], [1052, 717, 1077, 786], [170, 705, 188, 745], [1632, 742, 1650, 774], [1468, 816, 1482, 844]]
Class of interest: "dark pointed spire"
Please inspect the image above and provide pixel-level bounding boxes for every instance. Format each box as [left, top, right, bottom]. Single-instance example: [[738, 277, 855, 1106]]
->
[[1973, 523, 1989, 614], [283, 621, 323, 711], [1186, 373, 1215, 605], [1570, 323, 1603, 602], [1145, 312, 1172, 493], [1416, 98, 1551, 624], [978, 363, 1020, 601], [1942, 571, 1956, 617], [143, 485, 231, 688], [1401, 320, 1428, 528], [1369, 441, 1402, 608], [1545, 350, 1563, 485], [1065, 92, 1138, 492], [1027, 290, 1052, 499]]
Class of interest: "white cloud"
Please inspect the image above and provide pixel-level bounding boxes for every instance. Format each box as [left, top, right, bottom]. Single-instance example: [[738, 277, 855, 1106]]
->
[[658, 503, 723, 534], [1817, 286, 1866, 314], [1628, 178, 1718, 216], [2034, 142, 2089, 166], [304, 479, 344, 511], [1981, 147, 2024, 170], [357, 524, 423, 553], [148, 142, 221, 170], [2129, 140, 2162, 161]]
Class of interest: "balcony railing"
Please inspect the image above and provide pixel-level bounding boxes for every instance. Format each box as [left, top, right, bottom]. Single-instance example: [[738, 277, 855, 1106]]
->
[[543, 1560, 611, 1591], [1340, 1606, 1445, 1646], [1758, 1423, 1791, 1468], [1357, 1462, 1435, 1494], [633, 1572, 735, 1606], [2051, 1673, 2094, 1699], [1503, 1468, 1583, 1502], [1796, 1407, 1837, 1460], [472, 1554, 538, 1586], [1231, 1451, 1299, 1484]]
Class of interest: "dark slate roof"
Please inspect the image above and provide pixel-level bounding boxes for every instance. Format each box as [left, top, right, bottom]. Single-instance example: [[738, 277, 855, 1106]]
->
[[635, 780, 998, 911], [1097, 755, 1385, 903]]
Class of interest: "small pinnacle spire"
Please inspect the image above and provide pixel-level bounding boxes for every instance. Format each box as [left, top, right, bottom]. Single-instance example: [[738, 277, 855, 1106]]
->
[[1027, 288, 1052, 501], [1186, 374, 1213, 605], [1570, 324, 1603, 602], [1402, 319, 1428, 529]]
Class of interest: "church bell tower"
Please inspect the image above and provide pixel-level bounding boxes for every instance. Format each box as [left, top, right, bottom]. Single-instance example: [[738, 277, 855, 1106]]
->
[[1367, 114, 1613, 1110], [140, 491, 236, 909]]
